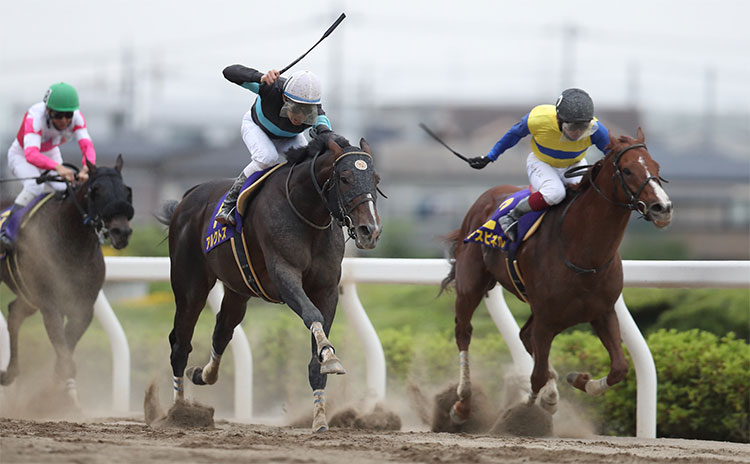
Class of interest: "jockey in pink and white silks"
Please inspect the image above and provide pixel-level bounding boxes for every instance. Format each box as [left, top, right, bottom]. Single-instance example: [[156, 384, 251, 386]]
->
[[0, 82, 96, 252], [215, 64, 333, 226], [467, 88, 611, 241]]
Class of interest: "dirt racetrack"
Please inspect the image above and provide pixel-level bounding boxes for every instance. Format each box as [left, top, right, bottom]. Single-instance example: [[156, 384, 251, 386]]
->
[[2, 416, 749, 464]]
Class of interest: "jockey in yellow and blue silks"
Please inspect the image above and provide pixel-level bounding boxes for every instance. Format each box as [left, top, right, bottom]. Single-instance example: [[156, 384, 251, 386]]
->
[[467, 88, 610, 241]]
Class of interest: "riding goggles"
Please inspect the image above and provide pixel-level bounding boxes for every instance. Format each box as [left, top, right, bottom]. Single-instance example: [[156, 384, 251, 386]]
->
[[561, 120, 598, 142], [280, 101, 318, 125], [50, 110, 74, 120]]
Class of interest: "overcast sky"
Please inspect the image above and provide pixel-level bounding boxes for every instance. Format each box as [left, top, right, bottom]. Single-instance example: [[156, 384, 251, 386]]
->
[[1, 0, 749, 133]]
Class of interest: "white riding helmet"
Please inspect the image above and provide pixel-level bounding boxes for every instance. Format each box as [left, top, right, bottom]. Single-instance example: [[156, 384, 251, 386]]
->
[[283, 70, 322, 104]]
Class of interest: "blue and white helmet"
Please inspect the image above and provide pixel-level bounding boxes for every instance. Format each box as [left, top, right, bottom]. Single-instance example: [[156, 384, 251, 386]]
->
[[283, 70, 322, 104]]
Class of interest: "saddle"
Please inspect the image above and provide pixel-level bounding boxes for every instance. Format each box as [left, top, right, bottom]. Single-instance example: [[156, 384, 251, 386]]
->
[[0, 193, 54, 259], [204, 164, 285, 303], [463, 189, 548, 302]]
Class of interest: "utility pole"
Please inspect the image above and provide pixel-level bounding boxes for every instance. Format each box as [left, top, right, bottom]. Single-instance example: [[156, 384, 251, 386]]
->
[[702, 66, 717, 154], [560, 24, 578, 90]]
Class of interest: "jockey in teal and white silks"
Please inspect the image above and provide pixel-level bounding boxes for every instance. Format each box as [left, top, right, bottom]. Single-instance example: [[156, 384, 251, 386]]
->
[[1, 82, 96, 252], [216, 65, 333, 226]]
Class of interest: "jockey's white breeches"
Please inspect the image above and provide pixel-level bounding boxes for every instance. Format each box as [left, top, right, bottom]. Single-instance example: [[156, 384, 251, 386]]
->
[[526, 152, 588, 206], [7, 141, 67, 206], [240, 112, 306, 178]]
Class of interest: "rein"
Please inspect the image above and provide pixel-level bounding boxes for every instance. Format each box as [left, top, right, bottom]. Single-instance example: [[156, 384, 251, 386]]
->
[[590, 143, 661, 218], [557, 143, 658, 275], [286, 149, 376, 239]]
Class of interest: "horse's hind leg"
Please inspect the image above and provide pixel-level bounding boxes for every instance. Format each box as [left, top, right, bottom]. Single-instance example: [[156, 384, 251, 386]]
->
[[169, 271, 214, 401], [567, 310, 627, 396], [0, 298, 36, 386], [186, 289, 249, 386], [450, 259, 493, 424]]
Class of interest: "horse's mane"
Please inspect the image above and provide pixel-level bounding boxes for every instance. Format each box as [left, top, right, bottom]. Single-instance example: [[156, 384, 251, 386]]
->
[[284, 132, 352, 164], [568, 133, 637, 194]]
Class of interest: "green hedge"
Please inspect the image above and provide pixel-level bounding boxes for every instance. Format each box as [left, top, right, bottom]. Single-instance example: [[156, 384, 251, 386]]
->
[[374, 326, 748, 441]]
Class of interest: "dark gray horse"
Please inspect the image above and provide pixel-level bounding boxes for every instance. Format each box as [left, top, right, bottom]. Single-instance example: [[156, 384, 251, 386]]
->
[[0, 155, 133, 406], [157, 133, 382, 431]]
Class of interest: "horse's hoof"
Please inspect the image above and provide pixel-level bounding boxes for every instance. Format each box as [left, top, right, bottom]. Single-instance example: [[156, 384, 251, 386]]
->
[[186, 367, 207, 385], [0, 370, 15, 386], [314, 426, 329, 433], [540, 398, 558, 415], [566, 372, 590, 392], [449, 402, 469, 424], [320, 359, 346, 375]]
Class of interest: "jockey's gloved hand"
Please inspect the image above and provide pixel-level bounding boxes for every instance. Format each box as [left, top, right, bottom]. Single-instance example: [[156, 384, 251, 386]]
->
[[468, 156, 491, 170], [308, 125, 332, 139]]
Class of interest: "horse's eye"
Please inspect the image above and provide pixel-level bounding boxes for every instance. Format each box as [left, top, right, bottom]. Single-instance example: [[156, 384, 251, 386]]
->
[[340, 172, 353, 185], [623, 168, 632, 176]]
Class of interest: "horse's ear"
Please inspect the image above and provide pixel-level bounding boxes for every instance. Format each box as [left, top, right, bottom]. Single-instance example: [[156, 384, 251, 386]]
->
[[636, 127, 645, 143], [359, 138, 371, 155], [328, 138, 344, 158], [115, 154, 124, 172]]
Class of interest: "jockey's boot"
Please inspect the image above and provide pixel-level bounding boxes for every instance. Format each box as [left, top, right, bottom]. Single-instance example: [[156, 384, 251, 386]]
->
[[499, 196, 533, 242], [215, 173, 247, 226], [0, 204, 23, 254]]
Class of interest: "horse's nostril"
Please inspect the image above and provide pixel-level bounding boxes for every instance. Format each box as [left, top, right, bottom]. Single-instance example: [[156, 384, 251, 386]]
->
[[357, 225, 373, 238]]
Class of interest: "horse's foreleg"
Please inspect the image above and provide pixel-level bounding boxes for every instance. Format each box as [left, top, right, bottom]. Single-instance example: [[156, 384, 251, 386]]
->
[[0, 299, 35, 386], [567, 311, 628, 396], [40, 307, 79, 405], [311, 322, 345, 375], [527, 326, 555, 408]]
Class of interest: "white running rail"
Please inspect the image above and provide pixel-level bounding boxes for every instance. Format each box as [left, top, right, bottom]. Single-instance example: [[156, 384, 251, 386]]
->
[[1, 258, 747, 437]]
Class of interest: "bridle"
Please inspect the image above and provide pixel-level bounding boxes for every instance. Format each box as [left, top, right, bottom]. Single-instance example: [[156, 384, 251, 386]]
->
[[55, 171, 134, 244], [590, 143, 665, 219], [558, 143, 665, 274], [285, 147, 377, 240]]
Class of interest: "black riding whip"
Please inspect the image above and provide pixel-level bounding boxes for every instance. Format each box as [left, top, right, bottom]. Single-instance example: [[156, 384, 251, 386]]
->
[[418, 123, 470, 163], [279, 13, 346, 75]]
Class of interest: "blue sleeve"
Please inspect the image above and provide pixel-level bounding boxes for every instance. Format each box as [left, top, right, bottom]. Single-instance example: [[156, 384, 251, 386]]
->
[[590, 121, 610, 153], [486, 114, 530, 161]]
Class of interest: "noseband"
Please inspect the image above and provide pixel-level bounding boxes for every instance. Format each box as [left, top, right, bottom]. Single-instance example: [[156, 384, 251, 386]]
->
[[285, 148, 377, 240], [66, 171, 134, 243], [590, 143, 663, 219], [559, 143, 663, 274]]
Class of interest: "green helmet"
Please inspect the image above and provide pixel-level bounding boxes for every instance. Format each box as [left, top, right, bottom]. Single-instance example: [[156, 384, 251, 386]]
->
[[44, 82, 79, 112]]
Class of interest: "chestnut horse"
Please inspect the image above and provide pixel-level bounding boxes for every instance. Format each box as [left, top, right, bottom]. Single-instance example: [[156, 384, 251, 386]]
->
[[157, 134, 382, 432], [0, 155, 133, 405], [440, 129, 672, 424]]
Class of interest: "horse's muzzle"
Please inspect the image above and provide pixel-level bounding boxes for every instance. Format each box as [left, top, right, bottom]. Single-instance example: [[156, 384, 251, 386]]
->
[[648, 200, 673, 228], [354, 222, 382, 250], [108, 218, 133, 249]]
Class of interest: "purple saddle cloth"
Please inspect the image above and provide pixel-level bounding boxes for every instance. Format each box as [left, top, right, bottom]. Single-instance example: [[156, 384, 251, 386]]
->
[[463, 189, 546, 253], [203, 167, 272, 253], [0, 193, 52, 245]]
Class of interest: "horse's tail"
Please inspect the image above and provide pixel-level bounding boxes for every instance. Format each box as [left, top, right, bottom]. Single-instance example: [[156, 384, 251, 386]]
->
[[155, 200, 179, 226], [438, 229, 462, 296]]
